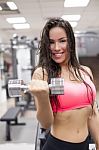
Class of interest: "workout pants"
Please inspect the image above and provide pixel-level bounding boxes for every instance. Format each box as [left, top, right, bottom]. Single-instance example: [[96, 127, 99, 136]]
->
[[42, 133, 89, 150]]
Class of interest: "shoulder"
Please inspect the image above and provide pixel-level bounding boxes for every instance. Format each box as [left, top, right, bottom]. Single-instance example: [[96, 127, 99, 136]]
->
[[32, 67, 48, 81], [81, 65, 93, 79]]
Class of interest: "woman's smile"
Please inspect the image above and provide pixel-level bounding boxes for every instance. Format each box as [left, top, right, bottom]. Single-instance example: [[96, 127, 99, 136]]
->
[[52, 52, 64, 58]]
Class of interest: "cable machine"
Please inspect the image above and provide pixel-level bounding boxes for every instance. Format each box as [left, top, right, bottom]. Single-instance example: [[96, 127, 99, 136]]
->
[[10, 35, 38, 111]]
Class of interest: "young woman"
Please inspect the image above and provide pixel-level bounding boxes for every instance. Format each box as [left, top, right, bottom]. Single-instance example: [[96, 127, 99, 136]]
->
[[29, 18, 99, 150]]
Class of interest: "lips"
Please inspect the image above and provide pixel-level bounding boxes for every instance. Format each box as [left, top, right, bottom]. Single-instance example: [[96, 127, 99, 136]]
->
[[52, 52, 64, 58]]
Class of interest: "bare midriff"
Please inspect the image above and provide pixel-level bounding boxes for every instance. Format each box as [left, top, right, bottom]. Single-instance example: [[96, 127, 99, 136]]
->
[[51, 106, 92, 143]]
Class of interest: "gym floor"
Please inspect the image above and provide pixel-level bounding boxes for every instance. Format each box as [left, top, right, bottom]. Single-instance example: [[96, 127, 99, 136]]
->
[[0, 91, 38, 148]]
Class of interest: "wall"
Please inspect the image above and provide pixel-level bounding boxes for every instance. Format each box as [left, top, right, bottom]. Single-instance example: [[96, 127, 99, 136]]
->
[[75, 32, 99, 57], [79, 56, 99, 91]]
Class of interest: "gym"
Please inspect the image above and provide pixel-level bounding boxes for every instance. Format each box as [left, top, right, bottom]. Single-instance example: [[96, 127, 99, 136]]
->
[[0, 0, 99, 150]]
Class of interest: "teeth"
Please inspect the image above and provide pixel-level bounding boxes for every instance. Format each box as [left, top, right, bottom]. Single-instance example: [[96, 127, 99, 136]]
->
[[53, 52, 63, 54], [54, 53, 63, 57]]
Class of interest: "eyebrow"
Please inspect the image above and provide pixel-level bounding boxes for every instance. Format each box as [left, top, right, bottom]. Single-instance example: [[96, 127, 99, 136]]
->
[[49, 37, 67, 41]]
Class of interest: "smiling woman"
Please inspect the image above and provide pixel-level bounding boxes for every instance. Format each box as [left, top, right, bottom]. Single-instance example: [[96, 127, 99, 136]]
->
[[49, 27, 69, 65], [30, 17, 99, 150]]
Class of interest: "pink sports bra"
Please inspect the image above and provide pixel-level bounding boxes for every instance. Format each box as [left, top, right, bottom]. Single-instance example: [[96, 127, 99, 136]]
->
[[50, 75, 96, 112]]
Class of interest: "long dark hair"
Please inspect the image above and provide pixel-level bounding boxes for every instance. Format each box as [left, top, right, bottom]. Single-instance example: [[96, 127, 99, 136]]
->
[[36, 17, 94, 110]]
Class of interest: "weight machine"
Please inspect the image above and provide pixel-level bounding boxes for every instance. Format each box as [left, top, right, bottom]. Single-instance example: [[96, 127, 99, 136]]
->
[[10, 35, 38, 112]]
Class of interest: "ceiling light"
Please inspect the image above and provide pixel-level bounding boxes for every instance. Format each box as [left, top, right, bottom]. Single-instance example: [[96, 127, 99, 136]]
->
[[13, 23, 30, 29], [69, 22, 78, 28], [6, 17, 26, 24], [7, 2, 17, 10], [0, 6, 2, 10], [64, 0, 90, 7], [62, 15, 81, 21]]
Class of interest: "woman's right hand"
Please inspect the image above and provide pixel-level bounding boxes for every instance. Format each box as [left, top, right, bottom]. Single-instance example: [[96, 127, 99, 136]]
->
[[28, 79, 49, 98]]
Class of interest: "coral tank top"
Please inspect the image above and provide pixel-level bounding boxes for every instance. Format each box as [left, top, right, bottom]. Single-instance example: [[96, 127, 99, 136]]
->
[[50, 75, 96, 112]]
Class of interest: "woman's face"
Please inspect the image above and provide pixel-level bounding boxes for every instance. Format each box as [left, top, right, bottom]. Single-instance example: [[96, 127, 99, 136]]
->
[[49, 27, 69, 66]]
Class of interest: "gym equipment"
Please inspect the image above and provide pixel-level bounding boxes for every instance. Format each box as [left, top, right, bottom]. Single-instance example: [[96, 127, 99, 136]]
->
[[8, 78, 64, 97], [0, 107, 26, 141], [10, 35, 37, 106]]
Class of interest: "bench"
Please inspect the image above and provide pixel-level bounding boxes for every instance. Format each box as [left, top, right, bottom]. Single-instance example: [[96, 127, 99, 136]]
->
[[0, 107, 26, 141]]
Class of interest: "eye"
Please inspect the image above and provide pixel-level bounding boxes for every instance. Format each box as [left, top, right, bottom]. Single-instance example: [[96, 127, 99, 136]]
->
[[60, 39, 67, 43], [49, 40, 54, 44]]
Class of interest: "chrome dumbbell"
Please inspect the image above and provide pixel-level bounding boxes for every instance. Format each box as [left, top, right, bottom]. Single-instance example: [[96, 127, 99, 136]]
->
[[8, 78, 64, 97]]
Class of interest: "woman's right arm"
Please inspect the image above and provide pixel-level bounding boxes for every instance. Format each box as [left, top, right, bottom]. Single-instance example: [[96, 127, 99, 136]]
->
[[29, 67, 54, 129], [88, 102, 99, 150]]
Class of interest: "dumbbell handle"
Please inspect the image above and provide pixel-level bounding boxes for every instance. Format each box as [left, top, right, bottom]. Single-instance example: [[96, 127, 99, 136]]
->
[[12, 84, 52, 89], [8, 83, 56, 94], [8, 78, 64, 97]]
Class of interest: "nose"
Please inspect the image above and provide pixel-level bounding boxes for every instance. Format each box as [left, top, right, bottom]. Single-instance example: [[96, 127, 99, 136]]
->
[[55, 42, 60, 51]]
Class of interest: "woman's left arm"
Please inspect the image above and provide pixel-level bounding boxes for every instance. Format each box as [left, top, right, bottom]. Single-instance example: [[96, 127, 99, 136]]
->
[[84, 66, 99, 149], [88, 102, 99, 150]]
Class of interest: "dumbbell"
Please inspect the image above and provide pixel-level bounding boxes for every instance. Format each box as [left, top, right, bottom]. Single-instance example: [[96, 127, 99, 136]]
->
[[8, 78, 64, 97]]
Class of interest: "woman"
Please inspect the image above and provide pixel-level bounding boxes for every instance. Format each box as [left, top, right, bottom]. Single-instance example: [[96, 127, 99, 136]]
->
[[29, 18, 99, 150]]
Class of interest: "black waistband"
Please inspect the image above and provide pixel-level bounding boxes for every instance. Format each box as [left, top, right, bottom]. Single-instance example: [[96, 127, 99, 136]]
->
[[42, 133, 89, 150]]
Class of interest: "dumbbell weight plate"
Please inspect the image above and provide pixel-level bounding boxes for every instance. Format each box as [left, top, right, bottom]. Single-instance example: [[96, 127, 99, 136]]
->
[[8, 79, 28, 97], [49, 78, 64, 95]]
